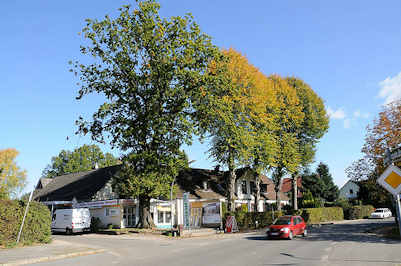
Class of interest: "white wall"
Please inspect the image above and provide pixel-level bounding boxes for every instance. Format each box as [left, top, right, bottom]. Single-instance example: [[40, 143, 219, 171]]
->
[[90, 206, 122, 228], [339, 181, 359, 199]]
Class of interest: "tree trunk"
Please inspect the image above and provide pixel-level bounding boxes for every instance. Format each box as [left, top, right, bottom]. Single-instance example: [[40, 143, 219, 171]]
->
[[227, 148, 236, 212], [274, 172, 284, 211], [137, 196, 155, 228], [253, 158, 261, 213], [292, 173, 298, 210], [254, 173, 260, 212]]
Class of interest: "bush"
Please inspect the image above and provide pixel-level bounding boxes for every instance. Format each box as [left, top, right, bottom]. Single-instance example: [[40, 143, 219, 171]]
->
[[90, 217, 102, 232], [301, 207, 344, 224], [346, 205, 374, 220], [0, 200, 51, 247]]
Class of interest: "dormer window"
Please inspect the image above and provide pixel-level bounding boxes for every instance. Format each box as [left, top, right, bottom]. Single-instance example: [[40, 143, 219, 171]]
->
[[202, 181, 208, 190]]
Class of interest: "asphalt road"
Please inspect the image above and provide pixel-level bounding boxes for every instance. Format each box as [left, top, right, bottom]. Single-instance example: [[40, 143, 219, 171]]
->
[[33, 218, 400, 266]]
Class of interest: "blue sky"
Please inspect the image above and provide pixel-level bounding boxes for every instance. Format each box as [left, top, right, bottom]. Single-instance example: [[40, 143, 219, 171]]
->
[[1, 1, 401, 194]]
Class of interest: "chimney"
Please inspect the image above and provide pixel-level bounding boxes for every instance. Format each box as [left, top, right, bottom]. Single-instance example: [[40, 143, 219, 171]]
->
[[203, 181, 208, 190]]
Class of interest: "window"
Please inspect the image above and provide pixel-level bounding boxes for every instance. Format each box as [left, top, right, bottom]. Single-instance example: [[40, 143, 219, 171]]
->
[[158, 211, 164, 223], [260, 184, 267, 193], [350, 189, 354, 194], [241, 180, 247, 194], [250, 181, 256, 193], [165, 211, 171, 223]]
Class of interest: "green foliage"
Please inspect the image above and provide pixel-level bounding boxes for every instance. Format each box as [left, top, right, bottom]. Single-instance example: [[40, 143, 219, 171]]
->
[[90, 217, 102, 232], [0, 200, 51, 247], [357, 178, 393, 209], [42, 144, 120, 178], [316, 162, 339, 201], [301, 207, 344, 224], [225, 210, 283, 230], [301, 189, 323, 208], [346, 205, 375, 220], [301, 163, 339, 202], [72, 1, 221, 227]]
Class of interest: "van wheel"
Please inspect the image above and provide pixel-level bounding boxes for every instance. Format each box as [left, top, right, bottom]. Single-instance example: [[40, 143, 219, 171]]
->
[[66, 228, 73, 235]]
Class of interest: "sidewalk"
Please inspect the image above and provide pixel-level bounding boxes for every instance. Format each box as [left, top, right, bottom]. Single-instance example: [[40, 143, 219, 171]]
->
[[0, 239, 105, 266]]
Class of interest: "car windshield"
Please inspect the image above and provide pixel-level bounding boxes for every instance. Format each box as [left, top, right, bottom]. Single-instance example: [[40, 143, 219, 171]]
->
[[374, 210, 384, 213], [273, 218, 291, 225]]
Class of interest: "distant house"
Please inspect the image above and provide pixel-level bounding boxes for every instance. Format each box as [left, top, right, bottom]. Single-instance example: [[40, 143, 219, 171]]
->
[[34, 165, 289, 229], [339, 180, 359, 199], [281, 177, 302, 197]]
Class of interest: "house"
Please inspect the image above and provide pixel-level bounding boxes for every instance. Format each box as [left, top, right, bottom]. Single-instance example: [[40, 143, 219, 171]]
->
[[34, 165, 289, 229], [339, 180, 359, 199], [281, 177, 302, 204]]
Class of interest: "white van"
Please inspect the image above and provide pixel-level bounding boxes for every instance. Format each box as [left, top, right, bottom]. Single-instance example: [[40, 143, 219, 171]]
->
[[51, 208, 91, 234]]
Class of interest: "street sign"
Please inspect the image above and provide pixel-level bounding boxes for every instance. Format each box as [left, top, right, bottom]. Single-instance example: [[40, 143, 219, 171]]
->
[[384, 146, 401, 166], [378, 165, 401, 196], [183, 192, 190, 228]]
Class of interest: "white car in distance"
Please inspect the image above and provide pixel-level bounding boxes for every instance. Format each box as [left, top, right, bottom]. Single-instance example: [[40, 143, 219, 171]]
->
[[370, 208, 392, 219]]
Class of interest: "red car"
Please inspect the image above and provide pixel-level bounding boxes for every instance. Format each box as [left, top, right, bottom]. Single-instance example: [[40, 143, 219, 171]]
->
[[266, 215, 307, 240]]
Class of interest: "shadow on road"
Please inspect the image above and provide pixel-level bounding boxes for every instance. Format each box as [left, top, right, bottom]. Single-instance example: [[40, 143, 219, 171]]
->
[[245, 219, 401, 245]]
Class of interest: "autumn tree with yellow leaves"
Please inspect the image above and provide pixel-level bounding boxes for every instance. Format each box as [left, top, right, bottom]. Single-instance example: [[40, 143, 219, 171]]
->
[[0, 148, 27, 199]]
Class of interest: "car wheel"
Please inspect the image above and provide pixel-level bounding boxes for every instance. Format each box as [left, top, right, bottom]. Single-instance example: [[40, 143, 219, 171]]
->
[[302, 229, 307, 237], [288, 231, 293, 240]]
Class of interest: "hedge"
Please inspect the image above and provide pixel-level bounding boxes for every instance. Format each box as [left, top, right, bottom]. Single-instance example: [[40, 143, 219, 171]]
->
[[346, 205, 375, 220], [300, 207, 344, 224], [0, 200, 51, 247]]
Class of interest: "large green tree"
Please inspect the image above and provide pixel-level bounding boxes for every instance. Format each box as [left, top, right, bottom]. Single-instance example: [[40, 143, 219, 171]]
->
[[285, 77, 329, 210], [72, 0, 221, 227], [42, 144, 120, 178], [0, 148, 27, 199]]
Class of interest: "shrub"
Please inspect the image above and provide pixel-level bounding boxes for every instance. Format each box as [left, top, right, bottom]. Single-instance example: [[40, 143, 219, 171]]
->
[[0, 200, 51, 247], [301, 207, 344, 224], [90, 217, 102, 232], [346, 205, 374, 220]]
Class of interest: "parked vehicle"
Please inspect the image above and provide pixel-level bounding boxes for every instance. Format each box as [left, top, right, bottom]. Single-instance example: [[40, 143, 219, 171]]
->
[[51, 208, 91, 234], [266, 215, 307, 240], [369, 208, 392, 219]]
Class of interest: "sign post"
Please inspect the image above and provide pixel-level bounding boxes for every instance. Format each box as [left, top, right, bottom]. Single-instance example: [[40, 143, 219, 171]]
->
[[377, 164, 401, 237], [183, 192, 190, 229]]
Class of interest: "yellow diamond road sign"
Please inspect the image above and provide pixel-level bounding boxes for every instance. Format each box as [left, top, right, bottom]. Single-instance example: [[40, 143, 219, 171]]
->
[[378, 165, 401, 196]]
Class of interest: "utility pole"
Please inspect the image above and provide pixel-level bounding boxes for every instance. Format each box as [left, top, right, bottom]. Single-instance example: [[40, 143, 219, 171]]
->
[[17, 189, 34, 244]]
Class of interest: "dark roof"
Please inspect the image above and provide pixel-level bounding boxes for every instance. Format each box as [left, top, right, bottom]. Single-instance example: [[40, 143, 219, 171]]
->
[[34, 165, 290, 202], [175, 168, 226, 199], [35, 178, 52, 189], [34, 165, 120, 202]]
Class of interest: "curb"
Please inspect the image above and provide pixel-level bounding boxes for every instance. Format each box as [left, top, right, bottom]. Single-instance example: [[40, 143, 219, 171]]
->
[[0, 249, 106, 266]]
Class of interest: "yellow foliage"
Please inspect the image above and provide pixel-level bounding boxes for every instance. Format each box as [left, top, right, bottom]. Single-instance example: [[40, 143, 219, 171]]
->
[[0, 148, 27, 198]]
